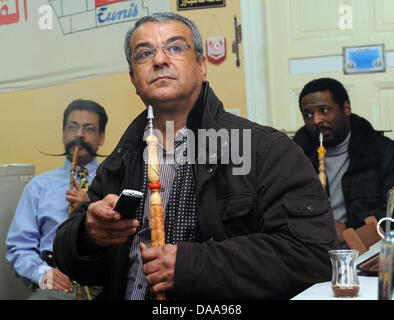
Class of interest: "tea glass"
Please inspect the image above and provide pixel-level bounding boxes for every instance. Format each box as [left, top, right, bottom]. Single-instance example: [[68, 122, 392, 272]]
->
[[328, 249, 360, 298]]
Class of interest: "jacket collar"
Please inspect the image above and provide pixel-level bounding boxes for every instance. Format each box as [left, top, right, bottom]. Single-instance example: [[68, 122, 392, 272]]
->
[[187, 82, 226, 164], [186, 81, 223, 133], [347, 114, 381, 169], [100, 110, 147, 173], [293, 126, 316, 156]]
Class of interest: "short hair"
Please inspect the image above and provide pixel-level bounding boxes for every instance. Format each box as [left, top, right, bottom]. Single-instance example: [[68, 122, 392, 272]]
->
[[124, 12, 204, 73], [63, 99, 108, 134], [299, 78, 350, 110]]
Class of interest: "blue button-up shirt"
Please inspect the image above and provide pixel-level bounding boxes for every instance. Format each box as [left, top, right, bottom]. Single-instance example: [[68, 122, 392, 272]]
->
[[6, 158, 98, 287]]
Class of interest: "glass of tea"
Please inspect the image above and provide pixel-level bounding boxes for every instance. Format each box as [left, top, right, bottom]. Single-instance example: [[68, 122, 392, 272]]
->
[[328, 249, 360, 298]]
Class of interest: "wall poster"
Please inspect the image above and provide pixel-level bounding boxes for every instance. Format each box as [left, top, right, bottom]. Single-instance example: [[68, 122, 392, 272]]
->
[[177, 0, 225, 11]]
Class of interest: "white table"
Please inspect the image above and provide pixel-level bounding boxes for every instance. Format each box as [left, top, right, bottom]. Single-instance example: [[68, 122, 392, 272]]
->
[[291, 276, 378, 300]]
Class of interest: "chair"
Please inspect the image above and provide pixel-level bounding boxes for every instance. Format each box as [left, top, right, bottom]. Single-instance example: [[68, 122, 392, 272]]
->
[[343, 216, 383, 255]]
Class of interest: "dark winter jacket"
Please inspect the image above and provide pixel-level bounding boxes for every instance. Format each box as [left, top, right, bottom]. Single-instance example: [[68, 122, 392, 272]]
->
[[293, 114, 394, 229], [54, 82, 337, 300]]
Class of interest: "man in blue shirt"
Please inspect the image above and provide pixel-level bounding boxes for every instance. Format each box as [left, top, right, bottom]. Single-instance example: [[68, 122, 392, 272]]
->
[[6, 99, 108, 299]]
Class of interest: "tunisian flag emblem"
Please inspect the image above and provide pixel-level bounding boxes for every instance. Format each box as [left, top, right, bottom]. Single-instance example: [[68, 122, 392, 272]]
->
[[206, 37, 226, 64]]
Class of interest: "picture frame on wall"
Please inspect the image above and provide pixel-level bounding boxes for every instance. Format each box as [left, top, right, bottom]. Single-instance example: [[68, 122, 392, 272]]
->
[[177, 0, 226, 11]]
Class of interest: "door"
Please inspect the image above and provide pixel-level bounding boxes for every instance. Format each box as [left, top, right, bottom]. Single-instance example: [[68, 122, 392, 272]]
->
[[259, 0, 394, 139]]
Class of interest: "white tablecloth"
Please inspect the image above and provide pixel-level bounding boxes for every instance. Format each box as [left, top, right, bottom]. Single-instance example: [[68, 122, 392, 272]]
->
[[291, 276, 378, 300]]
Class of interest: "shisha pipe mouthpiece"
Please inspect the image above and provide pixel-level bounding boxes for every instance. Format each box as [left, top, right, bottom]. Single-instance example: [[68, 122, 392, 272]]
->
[[319, 128, 324, 146], [147, 105, 154, 135], [147, 105, 154, 120]]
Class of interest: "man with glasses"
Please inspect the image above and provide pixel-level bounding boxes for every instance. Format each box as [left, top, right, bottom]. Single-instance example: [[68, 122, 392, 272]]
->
[[6, 99, 107, 299], [54, 13, 337, 300]]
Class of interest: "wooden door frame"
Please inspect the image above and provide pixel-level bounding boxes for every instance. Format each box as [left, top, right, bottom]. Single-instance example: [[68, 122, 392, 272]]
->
[[240, 0, 272, 126]]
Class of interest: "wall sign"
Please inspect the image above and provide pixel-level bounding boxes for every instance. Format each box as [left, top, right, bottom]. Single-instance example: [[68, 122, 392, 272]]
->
[[343, 44, 386, 74], [0, 0, 170, 92], [177, 0, 225, 11]]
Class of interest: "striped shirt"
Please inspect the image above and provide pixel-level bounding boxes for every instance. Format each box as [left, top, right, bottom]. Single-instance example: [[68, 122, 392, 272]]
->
[[125, 127, 187, 300]]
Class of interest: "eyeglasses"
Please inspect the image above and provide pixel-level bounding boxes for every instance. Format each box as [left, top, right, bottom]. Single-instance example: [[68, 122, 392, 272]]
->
[[64, 124, 98, 135], [132, 40, 192, 64]]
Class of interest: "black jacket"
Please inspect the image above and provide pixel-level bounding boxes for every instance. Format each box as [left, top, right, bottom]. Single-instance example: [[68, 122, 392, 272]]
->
[[293, 114, 394, 229], [54, 83, 337, 299]]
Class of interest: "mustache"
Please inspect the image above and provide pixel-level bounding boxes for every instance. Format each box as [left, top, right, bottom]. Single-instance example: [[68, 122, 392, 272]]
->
[[38, 139, 107, 157], [149, 71, 177, 83], [312, 126, 334, 147], [314, 126, 331, 136]]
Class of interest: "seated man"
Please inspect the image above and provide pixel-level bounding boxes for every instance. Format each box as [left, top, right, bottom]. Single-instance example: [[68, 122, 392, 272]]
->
[[53, 13, 337, 300], [6, 99, 108, 299], [293, 77, 394, 245]]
